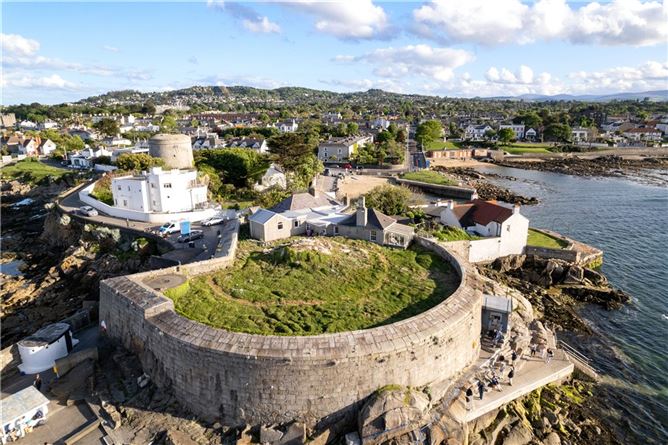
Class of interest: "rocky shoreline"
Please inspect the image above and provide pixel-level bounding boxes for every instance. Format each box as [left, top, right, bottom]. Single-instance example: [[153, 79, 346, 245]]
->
[[432, 166, 540, 204], [497, 155, 668, 186]]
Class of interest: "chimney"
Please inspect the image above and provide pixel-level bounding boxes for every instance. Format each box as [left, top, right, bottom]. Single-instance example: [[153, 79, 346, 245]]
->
[[446, 200, 454, 210], [308, 175, 317, 196], [356, 196, 367, 227], [513, 203, 520, 214]]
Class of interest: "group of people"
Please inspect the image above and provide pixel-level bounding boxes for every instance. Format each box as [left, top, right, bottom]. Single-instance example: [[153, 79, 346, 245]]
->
[[529, 343, 555, 364]]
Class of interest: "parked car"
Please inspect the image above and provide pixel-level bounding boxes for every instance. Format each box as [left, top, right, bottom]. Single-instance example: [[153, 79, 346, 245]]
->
[[159, 221, 180, 235], [78, 206, 98, 217], [342, 163, 353, 169], [177, 230, 204, 243], [200, 216, 226, 226]]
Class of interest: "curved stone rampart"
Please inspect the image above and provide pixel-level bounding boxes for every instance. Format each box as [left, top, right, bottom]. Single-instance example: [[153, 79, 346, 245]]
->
[[99, 236, 482, 425]]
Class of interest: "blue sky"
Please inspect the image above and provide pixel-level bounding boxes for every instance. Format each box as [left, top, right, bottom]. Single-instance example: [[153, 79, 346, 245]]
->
[[2, 0, 667, 104]]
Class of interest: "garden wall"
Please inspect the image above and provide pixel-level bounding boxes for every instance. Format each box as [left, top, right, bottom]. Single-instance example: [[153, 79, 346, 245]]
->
[[99, 236, 482, 426]]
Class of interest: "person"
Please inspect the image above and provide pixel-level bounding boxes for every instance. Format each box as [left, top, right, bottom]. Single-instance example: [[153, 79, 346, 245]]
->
[[508, 367, 515, 386], [511, 350, 518, 363], [477, 380, 485, 400], [530, 343, 537, 357], [490, 375, 502, 392], [465, 387, 473, 410], [499, 362, 506, 375], [546, 348, 554, 364], [33, 374, 42, 391], [493, 330, 503, 347]]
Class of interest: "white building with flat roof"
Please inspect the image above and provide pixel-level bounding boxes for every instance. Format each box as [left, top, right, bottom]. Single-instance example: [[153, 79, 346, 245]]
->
[[112, 167, 208, 214]]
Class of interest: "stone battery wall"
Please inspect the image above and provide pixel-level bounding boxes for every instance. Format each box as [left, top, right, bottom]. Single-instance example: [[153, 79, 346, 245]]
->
[[99, 236, 482, 426]]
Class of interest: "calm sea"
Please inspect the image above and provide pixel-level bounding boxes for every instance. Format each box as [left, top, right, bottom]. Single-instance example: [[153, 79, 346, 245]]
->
[[475, 165, 668, 444]]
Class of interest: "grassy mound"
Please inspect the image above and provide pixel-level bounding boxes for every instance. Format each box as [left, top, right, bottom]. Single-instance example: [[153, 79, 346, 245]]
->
[[165, 237, 459, 335], [527, 228, 569, 249]]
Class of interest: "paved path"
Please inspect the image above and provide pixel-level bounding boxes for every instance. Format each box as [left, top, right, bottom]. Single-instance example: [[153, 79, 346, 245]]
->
[[450, 349, 573, 423]]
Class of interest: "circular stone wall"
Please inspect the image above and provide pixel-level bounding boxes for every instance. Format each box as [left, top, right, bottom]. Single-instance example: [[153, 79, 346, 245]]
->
[[148, 133, 194, 170], [99, 237, 482, 425]]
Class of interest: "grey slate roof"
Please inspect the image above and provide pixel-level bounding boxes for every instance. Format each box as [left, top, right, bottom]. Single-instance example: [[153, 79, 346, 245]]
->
[[270, 192, 339, 213]]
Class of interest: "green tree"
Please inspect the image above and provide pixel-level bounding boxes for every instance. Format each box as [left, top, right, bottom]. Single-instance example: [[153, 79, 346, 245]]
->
[[268, 133, 316, 173], [116, 153, 164, 171], [364, 185, 411, 215], [415, 120, 443, 147], [161, 115, 178, 133], [396, 128, 407, 143], [498, 128, 515, 143], [93, 118, 120, 137], [196, 148, 266, 188], [347, 122, 359, 135], [513, 111, 542, 129], [543, 123, 572, 142], [484, 129, 497, 140]]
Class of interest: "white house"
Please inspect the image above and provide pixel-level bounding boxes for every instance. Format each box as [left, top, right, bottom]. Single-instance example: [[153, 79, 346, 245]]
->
[[372, 117, 391, 130], [19, 138, 38, 156], [317, 135, 372, 162], [276, 119, 298, 133], [571, 127, 591, 142], [192, 134, 221, 149], [499, 124, 525, 140], [19, 120, 37, 130], [440, 199, 529, 262], [622, 128, 662, 143], [111, 167, 208, 214], [525, 128, 538, 141], [70, 147, 113, 169], [226, 137, 268, 153], [39, 139, 57, 156], [464, 125, 493, 140], [39, 121, 59, 130], [254, 163, 287, 191]]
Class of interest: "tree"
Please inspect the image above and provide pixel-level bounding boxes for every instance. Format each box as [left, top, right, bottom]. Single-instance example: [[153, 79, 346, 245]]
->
[[543, 123, 572, 142], [513, 111, 542, 129], [268, 133, 316, 172], [364, 185, 411, 215], [161, 115, 178, 133], [93, 118, 120, 137], [396, 128, 407, 143], [346, 122, 359, 136], [415, 120, 443, 148], [498, 128, 515, 144], [116, 153, 164, 171], [484, 129, 497, 140], [196, 148, 266, 188]]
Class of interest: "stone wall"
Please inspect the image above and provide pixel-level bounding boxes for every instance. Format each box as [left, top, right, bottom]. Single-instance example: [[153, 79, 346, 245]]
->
[[100, 236, 482, 426]]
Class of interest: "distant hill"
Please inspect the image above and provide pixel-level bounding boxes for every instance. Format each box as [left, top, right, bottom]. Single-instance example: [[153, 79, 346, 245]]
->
[[486, 90, 668, 102]]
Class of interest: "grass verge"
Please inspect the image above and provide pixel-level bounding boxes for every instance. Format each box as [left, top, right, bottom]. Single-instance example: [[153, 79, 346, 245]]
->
[[527, 228, 569, 249], [401, 170, 458, 186], [0, 159, 68, 184]]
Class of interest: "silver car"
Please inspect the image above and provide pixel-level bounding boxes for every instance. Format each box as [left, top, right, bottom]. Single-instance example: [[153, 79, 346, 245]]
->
[[79, 206, 98, 217]]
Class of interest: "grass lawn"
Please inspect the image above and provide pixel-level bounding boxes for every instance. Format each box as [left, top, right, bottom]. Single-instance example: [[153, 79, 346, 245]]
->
[[164, 237, 459, 335], [527, 228, 569, 249], [500, 142, 554, 155], [431, 227, 481, 242], [401, 170, 458, 186], [426, 140, 462, 150], [0, 159, 69, 184]]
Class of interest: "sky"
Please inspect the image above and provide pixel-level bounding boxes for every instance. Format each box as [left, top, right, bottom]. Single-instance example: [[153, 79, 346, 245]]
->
[[1, 0, 667, 104]]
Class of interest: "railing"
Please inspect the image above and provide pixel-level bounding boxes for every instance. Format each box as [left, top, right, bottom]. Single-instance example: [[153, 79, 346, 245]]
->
[[557, 338, 600, 380]]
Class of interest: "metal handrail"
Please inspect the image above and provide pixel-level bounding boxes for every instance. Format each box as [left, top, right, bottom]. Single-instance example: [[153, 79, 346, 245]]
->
[[557, 339, 600, 379]]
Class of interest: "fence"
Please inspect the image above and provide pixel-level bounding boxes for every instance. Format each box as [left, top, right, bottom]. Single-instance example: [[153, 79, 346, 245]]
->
[[557, 338, 599, 380]]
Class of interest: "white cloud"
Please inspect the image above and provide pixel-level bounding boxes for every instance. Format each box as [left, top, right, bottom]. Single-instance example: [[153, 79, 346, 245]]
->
[[567, 60, 668, 93], [286, 0, 390, 40], [1, 73, 78, 90], [208, 1, 281, 34], [1, 33, 40, 56], [242, 16, 281, 33], [413, 0, 668, 46], [103, 45, 119, 53], [346, 44, 475, 83]]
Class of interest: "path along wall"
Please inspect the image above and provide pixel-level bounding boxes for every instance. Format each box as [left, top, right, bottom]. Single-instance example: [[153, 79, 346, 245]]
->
[[99, 236, 482, 426]]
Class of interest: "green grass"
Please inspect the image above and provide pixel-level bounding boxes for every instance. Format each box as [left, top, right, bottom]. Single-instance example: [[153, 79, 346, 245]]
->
[[0, 159, 69, 184], [426, 140, 462, 150], [401, 170, 458, 186], [500, 143, 553, 154], [431, 227, 481, 242], [164, 237, 459, 335], [527, 228, 569, 249]]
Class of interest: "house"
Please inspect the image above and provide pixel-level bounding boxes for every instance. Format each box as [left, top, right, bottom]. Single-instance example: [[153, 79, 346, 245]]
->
[[69, 129, 100, 141], [38, 139, 57, 156], [571, 127, 596, 142], [482, 295, 512, 334], [192, 134, 221, 149], [498, 124, 525, 140], [371, 117, 391, 130], [111, 167, 208, 213], [70, 147, 113, 169], [20, 138, 39, 156], [0, 113, 17, 128], [102, 136, 132, 149], [19, 120, 37, 130], [226, 137, 268, 153], [249, 195, 414, 248], [317, 136, 372, 162], [276, 119, 298, 133], [622, 128, 662, 143], [254, 163, 287, 191], [440, 199, 529, 260], [1, 134, 24, 153], [464, 125, 493, 140], [39, 121, 58, 130], [525, 128, 538, 141]]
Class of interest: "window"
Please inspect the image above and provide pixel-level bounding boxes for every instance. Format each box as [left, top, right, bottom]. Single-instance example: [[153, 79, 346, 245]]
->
[[278, 222, 284, 230], [152, 200, 156, 206], [127, 186, 130, 191], [370, 230, 377, 241], [117, 186, 121, 191], [334, 226, 339, 235], [123, 200, 127, 206], [164, 183, 172, 188], [294, 220, 299, 228], [151, 183, 156, 188]]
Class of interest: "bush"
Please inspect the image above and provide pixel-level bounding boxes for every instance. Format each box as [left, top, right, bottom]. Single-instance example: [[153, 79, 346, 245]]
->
[[364, 184, 411, 215]]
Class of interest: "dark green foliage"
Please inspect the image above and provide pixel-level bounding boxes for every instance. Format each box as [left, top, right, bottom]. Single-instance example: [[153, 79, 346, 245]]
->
[[115, 153, 164, 171], [365, 184, 411, 215]]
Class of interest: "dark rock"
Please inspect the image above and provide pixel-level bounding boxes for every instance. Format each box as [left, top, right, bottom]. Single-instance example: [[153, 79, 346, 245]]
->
[[260, 425, 284, 444]]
